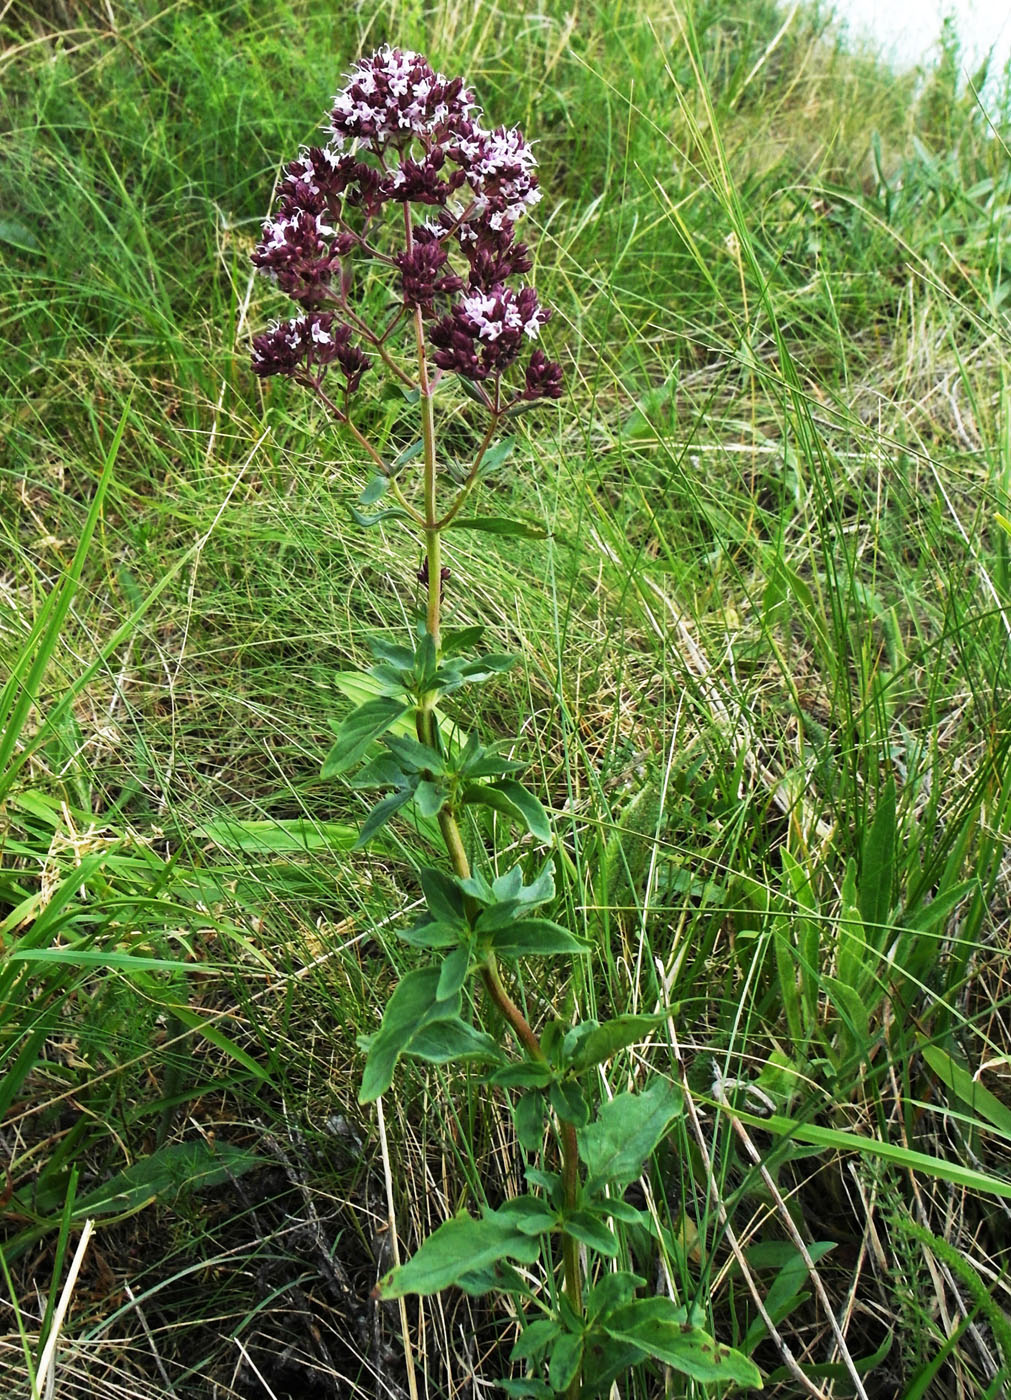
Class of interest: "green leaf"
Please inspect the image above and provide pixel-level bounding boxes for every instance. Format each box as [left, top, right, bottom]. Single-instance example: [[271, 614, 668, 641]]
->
[[385, 734, 445, 773], [721, 1103, 1011, 1200], [0, 219, 40, 252], [859, 777, 895, 937], [602, 1299, 763, 1387], [195, 817, 357, 855], [479, 435, 516, 474], [72, 1141, 265, 1221], [548, 1331, 583, 1392], [458, 376, 492, 407], [348, 502, 410, 528], [354, 784, 415, 848], [350, 755, 405, 789], [359, 474, 389, 506], [515, 1092, 545, 1152], [463, 779, 552, 843], [398, 919, 463, 949], [414, 779, 446, 819], [407, 1017, 501, 1066], [375, 1209, 541, 1298], [511, 1318, 561, 1362], [367, 636, 416, 671], [585, 1271, 646, 1322], [563, 1209, 619, 1256], [549, 1079, 590, 1126], [452, 516, 547, 540], [359, 968, 456, 1102], [486, 1062, 554, 1090], [322, 698, 411, 777], [440, 626, 486, 655], [437, 945, 470, 1001], [391, 439, 424, 471], [498, 1379, 553, 1399], [824, 974, 871, 1058], [488, 919, 591, 958], [563, 1014, 668, 1073], [920, 1042, 1011, 1139], [578, 1079, 684, 1193], [419, 867, 467, 925], [498, 1195, 558, 1236]]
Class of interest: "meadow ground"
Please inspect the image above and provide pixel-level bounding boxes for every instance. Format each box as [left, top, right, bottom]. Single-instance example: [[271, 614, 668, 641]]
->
[[2, 1, 1011, 1396]]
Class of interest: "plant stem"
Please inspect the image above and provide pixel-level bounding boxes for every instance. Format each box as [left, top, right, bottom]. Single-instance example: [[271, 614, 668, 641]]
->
[[410, 287, 582, 1395]]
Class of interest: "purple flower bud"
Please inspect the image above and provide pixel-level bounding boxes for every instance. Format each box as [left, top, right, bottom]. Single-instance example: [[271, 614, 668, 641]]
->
[[396, 239, 465, 310], [250, 312, 369, 392], [523, 347, 563, 400]]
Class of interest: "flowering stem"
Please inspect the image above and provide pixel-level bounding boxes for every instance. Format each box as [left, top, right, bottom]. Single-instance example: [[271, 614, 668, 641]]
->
[[311, 383, 425, 524], [436, 414, 500, 530], [411, 297, 583, 1357]]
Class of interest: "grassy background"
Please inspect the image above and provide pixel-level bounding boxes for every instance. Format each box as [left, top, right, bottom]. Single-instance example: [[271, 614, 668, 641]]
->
[[3, 0, 1011, 1395]]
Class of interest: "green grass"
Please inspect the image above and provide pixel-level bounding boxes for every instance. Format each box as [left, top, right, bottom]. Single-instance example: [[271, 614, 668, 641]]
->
[[3, 0, 1011, 1395]]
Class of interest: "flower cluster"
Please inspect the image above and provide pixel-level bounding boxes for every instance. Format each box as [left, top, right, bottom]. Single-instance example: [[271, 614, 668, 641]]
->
[[251, 313, 369, 392], [251, 46, 562, 406]]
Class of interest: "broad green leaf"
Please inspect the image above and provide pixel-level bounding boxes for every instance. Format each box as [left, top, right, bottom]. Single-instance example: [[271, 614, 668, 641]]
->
[[351, 755, 405, 789], [195, 817, 357, 854], [584, 1271, 646, 1322], [859, 777, 895, 938], [563, 1209, 619, 1256], [603, 1299, 762, 1387], [359, 474, 389, 505], [375, 1209, 541, 1298], [511, 1318, 561, 1362], [452, 516, 547, 540], [322, 698, 411, 777], [920, 1043, 1011, 1139], [419, 867, 467, 925], [549, 1331, 583, 1392], [413, 779, 446, 819], [498, 1195, 558, 1236], [354, 785, 415, 848], [74, 1141, 264, 1220], [407, 1017, 501, 1066], [498, 1380, 553, 1399], [367, 636, 416, 671], [398, 919, 462, 949], [549, 1079, 590, 1126], [479, 435, 516, 474], [578, 1079, 684, 1192], [359, 968, 456, 1102], [564, 1014, 667, 1072], [489, 919, 591, 958], [440, 625, 486, 655], [486, 1062, 554, 1089], [385, 733, 445, 773], [514, 1092, 545, 1152], [463, 779, 552, 843], [0, 219, 40, 252], [437, 945, 470, 1001]]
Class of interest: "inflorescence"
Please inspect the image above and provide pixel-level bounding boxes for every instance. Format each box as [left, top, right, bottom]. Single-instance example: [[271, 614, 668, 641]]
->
[[251, 45, 562, 408]]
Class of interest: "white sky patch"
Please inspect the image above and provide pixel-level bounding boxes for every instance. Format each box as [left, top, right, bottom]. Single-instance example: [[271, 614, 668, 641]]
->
[[832, 0, 1011, 79]]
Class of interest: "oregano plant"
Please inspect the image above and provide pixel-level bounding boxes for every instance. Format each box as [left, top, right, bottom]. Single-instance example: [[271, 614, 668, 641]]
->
[[251, 44, 762, 1398]]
